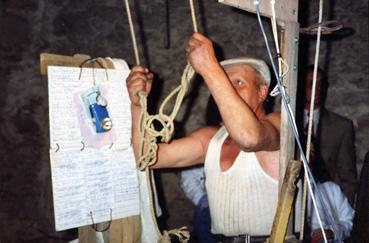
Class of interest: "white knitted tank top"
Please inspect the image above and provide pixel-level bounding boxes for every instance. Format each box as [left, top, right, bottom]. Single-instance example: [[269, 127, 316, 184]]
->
[[205, 126, 278, 236]]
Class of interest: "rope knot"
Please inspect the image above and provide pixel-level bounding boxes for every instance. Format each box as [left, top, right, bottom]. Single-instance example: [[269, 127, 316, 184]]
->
[[158, 227, 190, 243], [137, 63, 195, 170]]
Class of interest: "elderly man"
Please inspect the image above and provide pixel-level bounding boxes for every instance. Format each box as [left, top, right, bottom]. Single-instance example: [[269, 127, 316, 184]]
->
[[127, 33, 280, 242]]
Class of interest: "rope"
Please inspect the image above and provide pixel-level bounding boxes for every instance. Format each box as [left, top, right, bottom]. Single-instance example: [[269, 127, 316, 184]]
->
[[158, 227, 191, 243], [135, 0, 197, 171], [299, 0, 328, 241], [124, 0, 140, 65], [137, 64, 195, 170], [189, 0, 198, 32], [123, 0, 197, 242]]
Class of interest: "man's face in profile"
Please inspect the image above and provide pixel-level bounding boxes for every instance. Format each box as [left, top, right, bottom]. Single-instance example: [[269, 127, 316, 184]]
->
[[224, 64, 268, 113]]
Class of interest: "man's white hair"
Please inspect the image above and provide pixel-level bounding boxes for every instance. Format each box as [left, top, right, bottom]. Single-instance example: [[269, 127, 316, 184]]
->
[[220, 57, 271, 87]]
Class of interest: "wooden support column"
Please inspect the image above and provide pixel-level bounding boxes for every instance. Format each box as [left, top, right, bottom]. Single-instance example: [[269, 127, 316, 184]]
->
[[270, 160, 302, 243], [273, 21, 300, 242], [279, 22, 299, 191], [218, 0, 298, 22]]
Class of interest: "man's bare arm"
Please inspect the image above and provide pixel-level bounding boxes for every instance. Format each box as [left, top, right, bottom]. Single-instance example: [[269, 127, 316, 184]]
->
[[186, 33, 280, 151], [203, 67, 280, 151], [152, 126, 218, 168]]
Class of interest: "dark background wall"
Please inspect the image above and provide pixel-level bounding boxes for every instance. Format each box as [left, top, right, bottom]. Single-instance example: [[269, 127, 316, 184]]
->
[[0, 0, 367, 242]]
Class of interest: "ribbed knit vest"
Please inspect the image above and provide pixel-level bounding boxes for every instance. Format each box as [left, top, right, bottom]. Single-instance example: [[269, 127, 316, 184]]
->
[[205, 126, 278, 236]]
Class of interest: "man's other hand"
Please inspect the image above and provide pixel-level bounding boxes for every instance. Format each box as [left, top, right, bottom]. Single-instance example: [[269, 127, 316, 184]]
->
[[126, 65, 154, 106]]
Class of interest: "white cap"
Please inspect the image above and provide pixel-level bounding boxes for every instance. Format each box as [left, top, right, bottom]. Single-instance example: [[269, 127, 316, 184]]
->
[[220, 57, 271, 87]]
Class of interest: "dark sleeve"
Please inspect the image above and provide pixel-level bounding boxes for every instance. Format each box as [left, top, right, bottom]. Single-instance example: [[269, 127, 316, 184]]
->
[[336, 120, 357, 205]]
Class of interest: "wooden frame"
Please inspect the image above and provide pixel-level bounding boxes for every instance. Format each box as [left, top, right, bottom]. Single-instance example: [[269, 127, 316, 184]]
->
[[218, 0, 298, 23]]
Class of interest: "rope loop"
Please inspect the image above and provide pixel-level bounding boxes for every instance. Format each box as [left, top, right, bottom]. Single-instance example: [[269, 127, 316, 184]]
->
[[124, 0, 197, 241], [146, 115, 174, 143], [158, 227, 190, 243], [137, 64, 195, 170]]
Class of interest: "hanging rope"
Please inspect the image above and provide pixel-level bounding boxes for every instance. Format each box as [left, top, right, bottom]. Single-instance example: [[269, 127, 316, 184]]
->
[[124, 0, 141, 65], [189, 0, 198, 33], [299, 0, 328, 241], [134, 4, 196, 171], [123, 0, 198, 242], [137, 64, 194, 169], [124, 0, 197, 170], [158, 227, 191, 243]]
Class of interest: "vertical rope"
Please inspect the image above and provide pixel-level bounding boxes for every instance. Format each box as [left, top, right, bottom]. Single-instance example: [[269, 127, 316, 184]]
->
[[299, 0, 327, 241], [189, 0, 198, 32], [124, 0, 141, 65], [123, 0, 198, 242], [136, 0, 198, 170]]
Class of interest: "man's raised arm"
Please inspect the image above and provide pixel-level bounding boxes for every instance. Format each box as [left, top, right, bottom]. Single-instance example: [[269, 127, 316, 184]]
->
[[186, 32, 280, 152]]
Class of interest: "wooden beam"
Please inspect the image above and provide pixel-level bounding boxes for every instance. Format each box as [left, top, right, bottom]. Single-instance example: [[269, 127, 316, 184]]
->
[[218, 0, 298, 23], [279, 21, 299, 191], [269, 160, 302, 243], [40, 53, 115, 76], [274, 21, 300, 242]]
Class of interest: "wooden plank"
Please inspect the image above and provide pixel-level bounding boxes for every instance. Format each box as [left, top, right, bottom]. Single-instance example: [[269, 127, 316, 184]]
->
[[76, 205, 141, 242], [279, 21, 299, 191], [218, 0, 298, 23], [78, 222, 111, 243], [40, 53, 115, 76], [109, 216, 141, 243], [78, 226, 97, 243], [269, 160, 302, 243], [276, 21, 300, 241]]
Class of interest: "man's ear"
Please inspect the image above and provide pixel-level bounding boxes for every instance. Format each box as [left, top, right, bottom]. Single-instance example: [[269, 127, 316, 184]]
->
[[258, 84, 269, 102]]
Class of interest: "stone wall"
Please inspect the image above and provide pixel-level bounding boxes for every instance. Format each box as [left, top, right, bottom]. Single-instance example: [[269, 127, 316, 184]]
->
[[0, 0, 367, 242]]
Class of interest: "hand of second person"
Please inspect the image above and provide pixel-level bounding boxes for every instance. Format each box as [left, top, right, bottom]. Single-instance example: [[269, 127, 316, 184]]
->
[[126, 65, 154, 106], [186, 33, 221, 78]]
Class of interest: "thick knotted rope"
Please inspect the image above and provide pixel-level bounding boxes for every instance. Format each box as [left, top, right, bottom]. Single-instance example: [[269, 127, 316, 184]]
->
[[124, 0, 196, 242], [158, 227, 191, 243], [135, 0, 197, 170], [137, 64, 195, 170], [132, 0, 197, 170], [124, 0, 196, 171]]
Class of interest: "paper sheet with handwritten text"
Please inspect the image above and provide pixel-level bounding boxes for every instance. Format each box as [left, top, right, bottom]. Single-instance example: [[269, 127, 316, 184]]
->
[[48, 66, 139, 231]]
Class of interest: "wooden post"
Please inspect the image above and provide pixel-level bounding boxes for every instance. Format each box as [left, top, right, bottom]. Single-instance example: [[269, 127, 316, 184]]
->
[[218, 0, 298, 22], [269, 160, 302, 243], [268, 21, 300, 242], [279, 22, 299, 190], [40, 53, 141, 243]]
